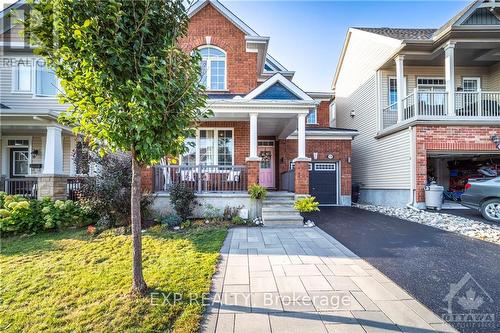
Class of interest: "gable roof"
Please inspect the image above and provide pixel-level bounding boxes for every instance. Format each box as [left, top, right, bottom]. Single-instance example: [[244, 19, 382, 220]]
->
[[353, 27, 436, 41], [244, 73, 313, 101], [188, 0, 258, 37]]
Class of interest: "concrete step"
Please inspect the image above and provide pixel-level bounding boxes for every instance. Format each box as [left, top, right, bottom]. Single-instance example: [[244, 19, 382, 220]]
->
[[262, 207, 298, 214], [263, 217, 304, 227], [262, 199, 295, 206]]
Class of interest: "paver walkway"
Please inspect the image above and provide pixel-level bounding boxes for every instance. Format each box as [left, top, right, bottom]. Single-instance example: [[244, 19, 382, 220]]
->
[[201, 227, 457, 333]]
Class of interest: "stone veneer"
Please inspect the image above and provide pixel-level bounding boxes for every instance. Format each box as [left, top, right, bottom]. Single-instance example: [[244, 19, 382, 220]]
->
[[37, 175, 68, 200]]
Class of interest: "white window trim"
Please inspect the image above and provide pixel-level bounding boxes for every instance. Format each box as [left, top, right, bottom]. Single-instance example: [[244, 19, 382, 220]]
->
[[462, 77, 481, 91], [388, 76, 407, 108], [33, 59, 61, 99], [11, 60, 33, 94], [2, 136, 32, 177], [199, 45, 227, 92], [416, 76, 446, 90], [180, 128, 235, 166], [306, 108, 318, 125]]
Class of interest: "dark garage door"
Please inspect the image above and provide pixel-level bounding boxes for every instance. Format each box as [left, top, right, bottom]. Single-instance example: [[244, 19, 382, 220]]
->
[[309, 162, 338, 205]]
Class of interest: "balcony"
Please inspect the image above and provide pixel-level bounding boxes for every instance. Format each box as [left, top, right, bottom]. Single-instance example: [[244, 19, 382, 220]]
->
[[153, 165, 248, 193], [382, 90, 500, 129]]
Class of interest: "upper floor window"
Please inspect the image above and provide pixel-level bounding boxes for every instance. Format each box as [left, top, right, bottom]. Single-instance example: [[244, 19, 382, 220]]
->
[[13, 61, 32, 92], [306, 109, 317, 124], [35, 59, 58, 97], [199, 46, 226, 91]]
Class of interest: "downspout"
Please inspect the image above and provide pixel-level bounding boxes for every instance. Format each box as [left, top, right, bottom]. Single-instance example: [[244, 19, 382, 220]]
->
[[407, 125, 420, 211]]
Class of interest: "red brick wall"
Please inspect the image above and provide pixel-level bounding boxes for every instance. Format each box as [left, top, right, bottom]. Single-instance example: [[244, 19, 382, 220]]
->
[[294, 161, 309, 195], [198, 121, 250, 165], [179, 3, 258, 94], [307, 101, 331, 128], [279, 139, 352, 195], [415, 125, 499, 202]]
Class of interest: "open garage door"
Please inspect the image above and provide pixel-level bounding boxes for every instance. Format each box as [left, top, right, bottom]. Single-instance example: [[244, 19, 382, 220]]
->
[[309, 162, 338, 205]]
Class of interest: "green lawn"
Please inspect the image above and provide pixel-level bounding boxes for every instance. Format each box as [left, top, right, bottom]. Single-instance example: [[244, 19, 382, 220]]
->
[[0, 226, 227, 333]]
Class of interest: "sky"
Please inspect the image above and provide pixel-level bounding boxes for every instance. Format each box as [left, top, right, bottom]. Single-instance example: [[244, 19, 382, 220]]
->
[[1, 0, 471, 91]]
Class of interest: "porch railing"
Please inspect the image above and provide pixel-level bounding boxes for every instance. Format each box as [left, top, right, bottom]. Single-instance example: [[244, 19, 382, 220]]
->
[[4, 178, 38, 199], [382, 90, 500, 129], [67, 177, 83, 201], [280, 170, 295, 192], [153, 165, 247, 193]]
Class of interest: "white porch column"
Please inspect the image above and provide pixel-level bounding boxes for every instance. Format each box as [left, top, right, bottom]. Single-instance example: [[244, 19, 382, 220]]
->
[[43, 126, 63, 174], [444, 41, 456, 116], [395, 55, 405, 122], [249, 113, 258, 159], [297, 113, 306, 159]]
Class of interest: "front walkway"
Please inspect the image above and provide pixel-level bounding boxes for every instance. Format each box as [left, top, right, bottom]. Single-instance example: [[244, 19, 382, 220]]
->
[[202, 227, 457, 333]]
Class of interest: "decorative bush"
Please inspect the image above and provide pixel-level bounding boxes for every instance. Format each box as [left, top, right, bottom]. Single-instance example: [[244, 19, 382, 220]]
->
[[75, 151, 155, 227], [248, 184, 267, 200], [0, 192, 90, 234], [231, 216, 247, 225], [161, 214, 182, 228], [294, 196, 320, 213], [203, 204, 223, 222], [169, 183, 196, 221], [223, 205, 242, 220]]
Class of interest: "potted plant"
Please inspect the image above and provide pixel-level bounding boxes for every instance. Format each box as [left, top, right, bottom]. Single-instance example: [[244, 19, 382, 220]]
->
[[248, 183, 267, 220], [294, 196, 320, 226]]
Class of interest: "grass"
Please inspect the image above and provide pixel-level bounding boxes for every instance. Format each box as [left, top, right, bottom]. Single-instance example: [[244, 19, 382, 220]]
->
[[0, 226, 227, 333]]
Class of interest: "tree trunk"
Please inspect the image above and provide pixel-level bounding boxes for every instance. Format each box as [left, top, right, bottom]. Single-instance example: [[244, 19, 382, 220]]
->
[[131, 153, 147, 295]]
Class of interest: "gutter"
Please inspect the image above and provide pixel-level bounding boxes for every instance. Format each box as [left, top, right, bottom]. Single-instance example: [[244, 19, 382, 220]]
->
[[407, 125, 420, 211]]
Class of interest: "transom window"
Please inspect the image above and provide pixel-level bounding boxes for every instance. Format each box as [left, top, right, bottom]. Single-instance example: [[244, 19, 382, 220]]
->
[[199, 46, 226, 91], [180, 129, 234, 166], [417, 78, 445, 91]]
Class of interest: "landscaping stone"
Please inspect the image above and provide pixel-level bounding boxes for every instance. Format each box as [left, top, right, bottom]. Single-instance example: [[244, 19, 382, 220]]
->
[[355, 203, 500, 244]]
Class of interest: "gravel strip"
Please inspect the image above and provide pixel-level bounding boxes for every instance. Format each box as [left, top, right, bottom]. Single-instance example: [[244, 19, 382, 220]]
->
[[354, 204, 500, 245]]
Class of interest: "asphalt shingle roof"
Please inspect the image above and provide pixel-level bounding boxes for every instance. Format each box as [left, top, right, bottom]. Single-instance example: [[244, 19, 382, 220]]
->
[[354, 27, 437, 40]]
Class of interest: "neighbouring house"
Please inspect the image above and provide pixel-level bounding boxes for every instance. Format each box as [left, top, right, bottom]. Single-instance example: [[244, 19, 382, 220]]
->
[[1, 0, 357, 223], [333, 0, 500, 209]]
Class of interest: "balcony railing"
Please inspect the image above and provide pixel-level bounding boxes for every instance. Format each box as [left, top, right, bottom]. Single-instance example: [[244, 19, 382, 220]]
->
[[4, 178, 38, 199], [153, 165, 247, 193], [382, 90, 500, 129]]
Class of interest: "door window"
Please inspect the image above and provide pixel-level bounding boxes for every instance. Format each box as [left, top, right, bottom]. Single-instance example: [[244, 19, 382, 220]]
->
[[12, 150, 29, 176], [462, 78, 480, 92]]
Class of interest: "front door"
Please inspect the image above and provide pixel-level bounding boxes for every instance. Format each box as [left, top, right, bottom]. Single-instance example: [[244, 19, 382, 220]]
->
[[10, 148, 30, 178], [258, 142, 275, 188]]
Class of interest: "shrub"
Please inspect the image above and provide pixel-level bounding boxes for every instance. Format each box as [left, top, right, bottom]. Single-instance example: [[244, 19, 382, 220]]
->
[[248, 184, 267, 200], [169, 183, 196, 221], [0, 193, 90, 235], [231, 216, 247, 225], [161, 214, 182, 228], [75, 151, 155, 227], [203, 204, 223, 222], [223, 205, 242, 220], [294, 196, 320, 213]]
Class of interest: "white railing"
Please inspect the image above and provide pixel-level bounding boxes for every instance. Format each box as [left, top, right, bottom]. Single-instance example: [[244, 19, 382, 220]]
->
[[382, 90, 500, 130], [455, 91, 500, 117]]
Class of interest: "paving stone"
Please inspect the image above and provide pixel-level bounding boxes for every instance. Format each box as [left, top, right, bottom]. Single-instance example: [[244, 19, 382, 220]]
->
[[248, 256, 271, 272], [200, 313, 218, 333], [227, 254, 248, 266], [326, 276, 360, 291], [316, 264, 334, 276], [269, 312, 328, 333], [258, 248, 287, 255], [268, 255, 292, 265], [351, 291, 380, 311], [300, 276, 333, 291], [298, 255, 324, 264], [374, 300, 436, 332], [380, 282, 413, 300], [234, 313, 271, 333], [271, 265, 286, 277], [366, 269, 392, 283], [351, 277, 398, 301], [402, 300, 444, 325], [224, 265, 249, 285], [325, 323, 367, 333], [282, 264, 322, 276], [218, 292, 252, 314], [251, 292, 283, 313], [351, 310, 401, 333], [215, 313, 234, 333], [249, 270, 274, 278], [329, 264, 361, 277], [349, 265, 370, 276], [250, 277, 277, 293], [223, 284, 250, 293], [308, 291, 364, 311], [319, 310, 358, 324], [275, 276, 307, 294], [239, 242, 265, 250], [288, 255, 303, 264]]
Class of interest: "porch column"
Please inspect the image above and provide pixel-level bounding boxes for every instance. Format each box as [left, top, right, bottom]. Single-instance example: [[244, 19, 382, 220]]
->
[[293, 113, 311, 195], [43, 126, 63, 175], [444, 41, 456, 116], [246, 113, 261, 189], [395, 55, 405, 122], [38, 126, 67, 200]]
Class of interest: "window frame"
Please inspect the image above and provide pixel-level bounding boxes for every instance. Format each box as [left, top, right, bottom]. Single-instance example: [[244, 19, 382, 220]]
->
[[462, 77, 481, 92], [198, 45, 227, 91], [416, 77, 446, 91], [306, 108, 318, 124], [34, 59, 60, 98], [3, 136, 33, 176], [388, 76, 407, 111], [179, 128, 235, 166], [12, 60, 33, 94]]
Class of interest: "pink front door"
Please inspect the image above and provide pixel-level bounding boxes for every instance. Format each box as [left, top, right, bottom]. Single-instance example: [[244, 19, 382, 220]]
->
[[258, 144, 275, 188]]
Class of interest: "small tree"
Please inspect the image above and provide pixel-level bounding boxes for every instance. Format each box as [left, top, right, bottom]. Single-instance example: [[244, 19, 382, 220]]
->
[[25, 0, 208, 295]]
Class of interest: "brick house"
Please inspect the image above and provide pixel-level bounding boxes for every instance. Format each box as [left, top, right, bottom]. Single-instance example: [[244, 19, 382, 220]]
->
[[333, 0, 500, 208], [146, 0, 357, 221]]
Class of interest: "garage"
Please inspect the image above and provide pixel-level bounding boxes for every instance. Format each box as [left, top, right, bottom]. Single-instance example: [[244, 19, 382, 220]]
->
[[309, 162, 339, 205], [427, 153, 500, 202]]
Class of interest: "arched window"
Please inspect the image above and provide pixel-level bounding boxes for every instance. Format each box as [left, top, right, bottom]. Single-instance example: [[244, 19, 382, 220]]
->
[[199, 46, 226, 91]]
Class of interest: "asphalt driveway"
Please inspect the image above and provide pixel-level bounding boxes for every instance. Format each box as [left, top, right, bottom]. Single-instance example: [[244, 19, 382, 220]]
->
[[307, 207, 500, 333]]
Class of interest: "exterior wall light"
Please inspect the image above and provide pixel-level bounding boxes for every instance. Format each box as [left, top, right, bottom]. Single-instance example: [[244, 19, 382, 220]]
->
[[350, 110, 355, 118]]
